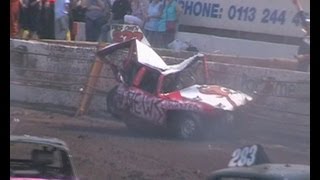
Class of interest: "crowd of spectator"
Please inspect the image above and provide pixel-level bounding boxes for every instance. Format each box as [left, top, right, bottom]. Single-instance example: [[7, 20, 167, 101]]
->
[[10, 0, 182, 49]]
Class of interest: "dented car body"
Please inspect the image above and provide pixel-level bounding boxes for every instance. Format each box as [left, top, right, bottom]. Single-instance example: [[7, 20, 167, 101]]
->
[[97, 39, 253, 139], [10, 135, 78, 180]]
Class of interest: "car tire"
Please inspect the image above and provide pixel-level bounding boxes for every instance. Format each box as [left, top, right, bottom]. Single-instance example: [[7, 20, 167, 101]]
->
[[170, 113, 201, 140], [106, 86, 119, 118]]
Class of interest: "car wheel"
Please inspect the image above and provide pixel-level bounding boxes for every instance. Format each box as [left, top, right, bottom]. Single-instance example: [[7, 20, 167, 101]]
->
[[106, 86, 118, 118], [171, 113, 201, 140]]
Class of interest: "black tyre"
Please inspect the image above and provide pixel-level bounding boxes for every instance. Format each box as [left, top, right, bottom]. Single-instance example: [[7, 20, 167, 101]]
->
[[106, 86, 118, 118], [170, 113, 201, 140]]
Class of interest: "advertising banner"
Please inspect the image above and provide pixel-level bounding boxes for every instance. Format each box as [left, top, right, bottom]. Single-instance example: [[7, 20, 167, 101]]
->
[[178, 0, 310, 37]]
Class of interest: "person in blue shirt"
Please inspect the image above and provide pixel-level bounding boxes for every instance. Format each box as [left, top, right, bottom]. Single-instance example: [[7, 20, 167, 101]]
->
[[158, 0, 181, 48], [144, 0, 164, 47], [55, 0, 70, 39]]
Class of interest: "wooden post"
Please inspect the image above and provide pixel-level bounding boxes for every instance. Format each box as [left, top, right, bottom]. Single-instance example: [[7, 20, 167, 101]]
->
[[203, 55, 209, 84], [75, 44, 105, 116]]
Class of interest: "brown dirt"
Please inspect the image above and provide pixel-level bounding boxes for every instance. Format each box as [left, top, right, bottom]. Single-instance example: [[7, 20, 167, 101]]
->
[[10, 105, 309, 180]]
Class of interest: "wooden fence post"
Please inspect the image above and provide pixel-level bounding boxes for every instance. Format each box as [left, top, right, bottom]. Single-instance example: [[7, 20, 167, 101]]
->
[[75, 43, 105, 116]]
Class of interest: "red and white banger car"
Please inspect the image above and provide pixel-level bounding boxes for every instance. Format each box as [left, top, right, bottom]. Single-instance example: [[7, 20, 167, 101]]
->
[[97, 39, 253, 139]]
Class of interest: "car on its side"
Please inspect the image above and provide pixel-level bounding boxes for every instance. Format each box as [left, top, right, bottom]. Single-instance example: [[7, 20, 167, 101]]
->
[[10, 135, 78, 180], [97, 39, 253, 139]]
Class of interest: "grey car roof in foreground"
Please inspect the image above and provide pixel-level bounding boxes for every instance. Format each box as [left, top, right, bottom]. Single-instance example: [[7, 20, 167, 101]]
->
[[10, 134, 69, 151], [207, 163, 310, 180]]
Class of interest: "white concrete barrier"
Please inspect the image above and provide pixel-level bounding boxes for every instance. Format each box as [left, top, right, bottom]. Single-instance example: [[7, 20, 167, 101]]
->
[[176, 32, 300, 59]]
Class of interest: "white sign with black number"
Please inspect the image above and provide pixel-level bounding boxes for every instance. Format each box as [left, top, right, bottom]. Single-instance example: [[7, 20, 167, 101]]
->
[[228, 145, 258, 167]]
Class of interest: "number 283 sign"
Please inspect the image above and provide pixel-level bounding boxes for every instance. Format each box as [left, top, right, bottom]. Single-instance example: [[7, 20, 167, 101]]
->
[[227, 144, 270, 167]]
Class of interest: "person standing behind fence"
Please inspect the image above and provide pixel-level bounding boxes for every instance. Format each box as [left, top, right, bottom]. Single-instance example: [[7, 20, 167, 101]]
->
[[55, 0, 70, 40], [292, 0, 310, 72], [99, 0, 131, 42], [85, 0, 110, 41], [18, 0, 29, 38], [27, 0, 42, 39], [158, 0, 181, 48], [144, 0, 163, 48], [110, 0, 132, 24], [11, 0, 21, 38], [38, 0, 55, 39], [124, 0, 146, 28], [69, 0, 83, 40]]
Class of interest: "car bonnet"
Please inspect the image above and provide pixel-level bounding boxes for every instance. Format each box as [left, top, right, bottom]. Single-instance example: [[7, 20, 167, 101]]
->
[[179, 84, 253, 111]]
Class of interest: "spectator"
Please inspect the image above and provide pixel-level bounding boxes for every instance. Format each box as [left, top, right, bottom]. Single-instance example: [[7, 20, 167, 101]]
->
[[55, 0, 70, 40], [158, 0, 181, 48], [295, 23, 310, 72], [11, 0, 21, 38], [110, 0, 131, 24], [39, 0, 55, 39], [292, 0, 310, 72], [27, 0, 42, 39], [124, 0, 146, 28], [70, 0, 86, 22], [98, 0, 130, 42], [69, 0, 85, 40], [49, 0, 56, 38], [85, 0, 111, 41], [143, 0, 163, 47], [18, 0, 29, 38]]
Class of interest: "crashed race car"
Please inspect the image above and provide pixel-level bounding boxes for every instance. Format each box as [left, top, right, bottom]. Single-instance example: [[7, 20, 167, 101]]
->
[[10, 135, 78, 180], [207, 144, 310, 180], [97, 39, 253, 139]]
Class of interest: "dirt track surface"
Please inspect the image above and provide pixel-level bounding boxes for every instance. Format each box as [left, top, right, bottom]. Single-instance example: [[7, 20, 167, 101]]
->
[[10, 105, 309, 180]]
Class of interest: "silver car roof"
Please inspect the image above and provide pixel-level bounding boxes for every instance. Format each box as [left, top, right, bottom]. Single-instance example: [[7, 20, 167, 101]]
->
[[10, 135, 69, 151], [208, 163, 310, 180], [98, 39, 204, 75]]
